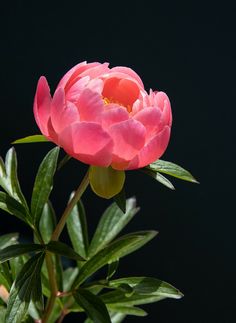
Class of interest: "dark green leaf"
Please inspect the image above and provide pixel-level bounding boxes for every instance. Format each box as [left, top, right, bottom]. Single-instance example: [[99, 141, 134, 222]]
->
[[113, 187, 126, 213], [47, 241, 86, 261], [0, 263, 12, 289], [142, 169, 175, 190], [147, 159, 199, 183], [31, 147, 59, 228], [0, 233, 18, 249], [107, 260, 119, 280], [0, 192, 31, 225], [0, 244, 44, 264], [5, 252, 45, 323], [57, 154, 72, 170], [66, 196, 89, 260], [109, 277, 183, 299], [0, 266, 11, 289], [5, 148, 29, 209], [10, 254, 28, 279], [12, 135, 49, 144], [74, 288, 111, 323], [88, 198, 139, 257], [73, 231, 157, 288], [39, 201, 56, 244]]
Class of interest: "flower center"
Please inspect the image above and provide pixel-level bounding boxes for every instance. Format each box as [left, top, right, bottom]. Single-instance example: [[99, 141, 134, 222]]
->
[[103, 96, 132, 112]]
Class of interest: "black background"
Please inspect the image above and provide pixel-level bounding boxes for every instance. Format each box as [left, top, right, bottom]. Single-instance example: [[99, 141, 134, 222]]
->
[[1, 1, 235, 322]]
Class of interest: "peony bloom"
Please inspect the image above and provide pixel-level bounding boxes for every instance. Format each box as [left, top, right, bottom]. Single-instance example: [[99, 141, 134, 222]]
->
[[34, 61, 172, 170]]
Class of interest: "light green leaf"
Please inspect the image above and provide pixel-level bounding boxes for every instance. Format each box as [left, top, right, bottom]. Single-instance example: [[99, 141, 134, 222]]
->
[[0, 244, 44, 264], [108, 305, 147, 317], [0, 233, 18, 249], [12, 135, 49, 144], [107, 260, 119, 280], [57, 154, 71, 170], [39, 201, 56, 244], [66, 196, 89, 260], [0, 263, 12, 289], [88, 198, 139, 257], [147, 159, 199, 183], [73, 231, 157, 288], [63, 267, 79, 292], [10, 254, 28, 279], [109, 277, 183, 299], [0, 266, 10, 290], [74, 288, 111, 323], [31, 147, 59, 228], [84, 312, 126, 323], [5, 252, 45, 323], [0, 306, 6, 321], [142, 169, 175, 190], [46, 241, 86, 261], [0, 192, 31, 225]]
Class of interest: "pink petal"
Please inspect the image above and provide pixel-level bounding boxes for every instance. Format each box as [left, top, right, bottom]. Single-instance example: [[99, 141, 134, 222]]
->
[[58, 122, 113, 167], [110, 66, 144, 89], [102, 77, 140, 109], [133, 107, 162, 140], [108, 119, 146, 165], [50, 88, 80, 135], [154, 91, 171, 112], [127, 126, 171, 170], [76, 89, 104, 122], [33, 76, 52, 136], [79, 63, 110, 79], [101, 106, 129, 129], [66, 76, 90, 102]]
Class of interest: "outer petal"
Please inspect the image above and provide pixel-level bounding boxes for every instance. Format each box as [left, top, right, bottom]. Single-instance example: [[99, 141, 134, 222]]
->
[[76, 89, 104, 122], [51, 88, 80, 134], [58, 122, 113, 167], [127, 125, 171, 170], [108, 119, 146, 166], [33, 76, 52, 136], [133, 107, 162, 141]]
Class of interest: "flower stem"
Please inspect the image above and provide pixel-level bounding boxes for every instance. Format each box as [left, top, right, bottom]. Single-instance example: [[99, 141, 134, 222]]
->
[[42, 252, 58, 323], [51, 169, 90, 241]]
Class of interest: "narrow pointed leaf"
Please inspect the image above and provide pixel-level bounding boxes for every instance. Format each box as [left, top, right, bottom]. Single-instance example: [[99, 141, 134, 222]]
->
[[74, 288, 111, 323], [113, 187, 126, 213], [47, 241, 86, 261], [63, 267, 79, 292], [66, 196, 89, 259], [88, 198, 139, 257], [0, 192, 31, 225], [142, 169, 175, 190], [0, 307, 6, 321], [5, 148, 28, 209], [0, 233, 18, 249], [84, 312, 126, 323], [39, 201, 56, 244], [0, 244, 44, 264], [31, 147, 59, 228], [73, 231, 157, 288], [5, 252, 45, 323], [0, 263, 12, 289], [107, 260, 119, 280], [12, 135, 49, 144], [57, 154, 72, 170], [108, 305, 147, 317], [109, 277, 183, 299], [147, 159, 199, 183]]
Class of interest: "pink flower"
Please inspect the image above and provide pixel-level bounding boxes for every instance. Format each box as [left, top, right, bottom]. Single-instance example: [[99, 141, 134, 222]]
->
[[34, 61, 172, 170]]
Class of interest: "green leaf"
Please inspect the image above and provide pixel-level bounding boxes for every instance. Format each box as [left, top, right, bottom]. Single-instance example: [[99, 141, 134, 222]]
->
[[39, 201, 56, 244], [74, 288, 111, 323], [108, 305, 147, 317], [31, 147, 59, 228], [109, 277, 183, 299], [63, 267, 79, 292], [0, 266, 11, 289], [5, 148, 29, 209], [5, 252, 45, 323], [113, 187, 126, 213], [88, 198, 139, 257], [0, 192, 31, 225], [142, 168, 175, 190], [73, 231, 157, 288], [0, 233, 18, 249], [0, 263, 12, 289], [147, 159, 199, 183], [107, 260, 119, 280], [0, 244, 44, 264], [57, 154, 72, 170], [66, 196, 89, 260], [84, 312, 126, 323], [0, 306, 6, 321], [10, 254, 28, 279], [46, 241, 86, 261], [12, 135, 49, 144]]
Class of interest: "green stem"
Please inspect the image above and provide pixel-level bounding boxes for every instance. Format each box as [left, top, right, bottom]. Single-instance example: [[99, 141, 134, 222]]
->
[[51, 169, 90, 241], [42, 252, 58, 323]]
